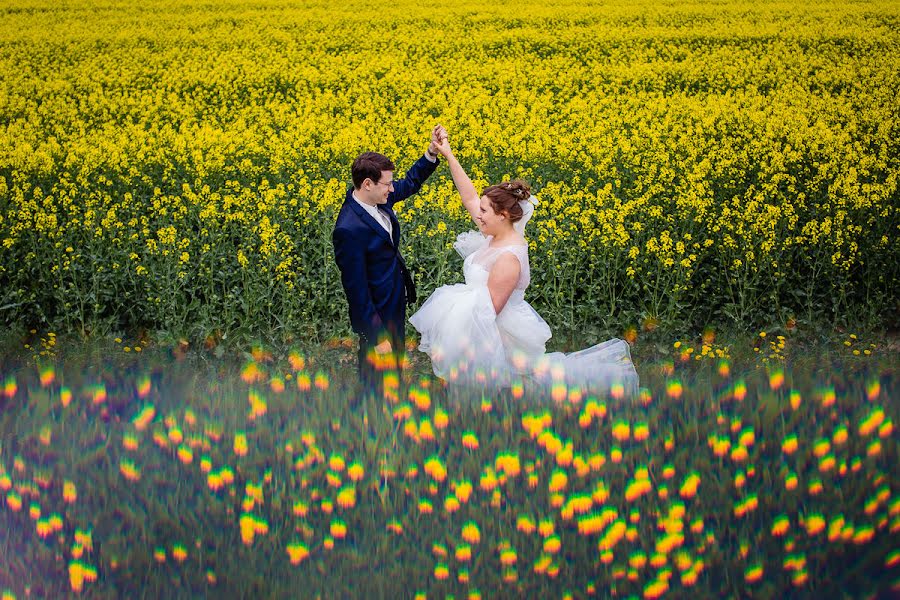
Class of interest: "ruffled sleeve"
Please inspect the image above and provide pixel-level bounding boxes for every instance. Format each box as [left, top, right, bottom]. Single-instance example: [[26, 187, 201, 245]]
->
[[453, 230, 488, 259]]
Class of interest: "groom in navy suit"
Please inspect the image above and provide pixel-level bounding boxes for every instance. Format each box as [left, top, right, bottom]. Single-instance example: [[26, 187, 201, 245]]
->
[[333, 126, 443, 392]]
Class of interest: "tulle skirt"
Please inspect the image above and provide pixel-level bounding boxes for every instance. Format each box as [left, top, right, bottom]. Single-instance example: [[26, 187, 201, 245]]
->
[[410, 283, 639, 397]]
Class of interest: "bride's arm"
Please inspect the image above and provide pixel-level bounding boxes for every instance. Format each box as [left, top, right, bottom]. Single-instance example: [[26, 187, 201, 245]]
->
[[487, 254, 521, 314], [432, 130, 480, 223]]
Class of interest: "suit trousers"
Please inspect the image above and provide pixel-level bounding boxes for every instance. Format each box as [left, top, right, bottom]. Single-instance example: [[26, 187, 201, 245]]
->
[[357, 328, 405, 399]]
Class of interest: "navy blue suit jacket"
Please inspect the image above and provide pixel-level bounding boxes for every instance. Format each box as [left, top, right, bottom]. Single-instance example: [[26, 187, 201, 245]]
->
[[332, 155, 438, 346]]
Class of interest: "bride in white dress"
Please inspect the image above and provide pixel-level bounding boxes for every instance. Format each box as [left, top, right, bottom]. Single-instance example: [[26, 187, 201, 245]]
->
[[409, 132, 639, 397]]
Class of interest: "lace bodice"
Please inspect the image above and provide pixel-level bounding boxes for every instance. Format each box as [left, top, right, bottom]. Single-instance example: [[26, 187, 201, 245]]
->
[[455, 231, 530, 290]]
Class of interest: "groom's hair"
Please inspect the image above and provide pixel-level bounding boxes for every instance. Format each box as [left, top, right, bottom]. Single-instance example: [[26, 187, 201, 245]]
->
[[352, 152, 395, 189]]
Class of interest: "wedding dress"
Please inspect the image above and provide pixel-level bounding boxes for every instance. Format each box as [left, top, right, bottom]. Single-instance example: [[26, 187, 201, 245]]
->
[[409, 228, 639, 397]]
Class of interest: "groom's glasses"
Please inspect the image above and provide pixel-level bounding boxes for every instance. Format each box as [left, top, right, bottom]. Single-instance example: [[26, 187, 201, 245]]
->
[[375, 179, 394, 188]]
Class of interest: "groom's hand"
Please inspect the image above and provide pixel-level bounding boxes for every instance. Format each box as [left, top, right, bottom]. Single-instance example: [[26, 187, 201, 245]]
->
[[432, 124, 447, 146], [432, 125, 451, 157], [374, 339, 393, 355], [427, 124, 442, 157]]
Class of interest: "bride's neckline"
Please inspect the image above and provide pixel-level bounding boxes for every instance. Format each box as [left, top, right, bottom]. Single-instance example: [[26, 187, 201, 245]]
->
[[487, 235, 527, 249]]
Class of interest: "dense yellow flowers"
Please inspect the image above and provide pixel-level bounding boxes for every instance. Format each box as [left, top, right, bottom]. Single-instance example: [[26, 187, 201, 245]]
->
[[0, 0, 896, 339]]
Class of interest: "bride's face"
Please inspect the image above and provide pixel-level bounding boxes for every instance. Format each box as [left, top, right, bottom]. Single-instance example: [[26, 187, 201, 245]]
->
[[477, 196, 509, 235]]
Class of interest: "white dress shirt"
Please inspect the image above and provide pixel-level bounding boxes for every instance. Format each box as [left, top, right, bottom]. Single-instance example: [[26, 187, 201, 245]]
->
[[352, 193, 393, 238]]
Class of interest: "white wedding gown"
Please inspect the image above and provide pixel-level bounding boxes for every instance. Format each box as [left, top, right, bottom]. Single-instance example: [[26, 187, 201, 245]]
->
[[410, 231, 639, 396]]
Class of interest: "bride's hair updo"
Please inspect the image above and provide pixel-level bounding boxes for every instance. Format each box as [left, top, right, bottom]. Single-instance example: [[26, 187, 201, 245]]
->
[[482, 179, 531, 222]]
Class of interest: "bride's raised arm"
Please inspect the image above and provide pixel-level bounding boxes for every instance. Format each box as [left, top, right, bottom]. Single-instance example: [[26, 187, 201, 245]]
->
[[432, 127, 480, 224]]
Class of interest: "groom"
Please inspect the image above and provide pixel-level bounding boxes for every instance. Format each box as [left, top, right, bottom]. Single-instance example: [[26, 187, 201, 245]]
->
[[333, 126, 444, 392]]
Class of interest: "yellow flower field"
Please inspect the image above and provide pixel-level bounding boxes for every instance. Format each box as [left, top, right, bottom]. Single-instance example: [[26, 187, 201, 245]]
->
[[0, 0, 897, 342]]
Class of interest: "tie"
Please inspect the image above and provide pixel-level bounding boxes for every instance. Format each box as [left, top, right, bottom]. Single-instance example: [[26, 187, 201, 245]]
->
[[376, 208, 392, 237]]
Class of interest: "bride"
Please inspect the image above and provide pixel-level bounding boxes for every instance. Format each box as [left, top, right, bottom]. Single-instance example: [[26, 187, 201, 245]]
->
[[409, 130, 639, 397]]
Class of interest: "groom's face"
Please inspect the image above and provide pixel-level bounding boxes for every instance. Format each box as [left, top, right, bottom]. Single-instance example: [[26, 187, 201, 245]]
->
[[361, 170, 394, 205]]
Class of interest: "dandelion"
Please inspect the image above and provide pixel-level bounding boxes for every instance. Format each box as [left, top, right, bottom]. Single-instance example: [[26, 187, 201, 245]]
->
[[808, 478, 824, 495], [867, 439, 882, 457], [785, 472, 799, 491], [771, 515, 790, 536], [666, 379, 683, 399], [342, 461, 363, 482], [479, 468, 498, 491], [679, 472, 701, 499], [320, 498, 334, 514], [247, 390, 267, 419], [610, 447, 623, 463], [744, 564, 764, 583], [434, 407, 449, 429], [69, 561, 85, 593], [819, 454, 837, 473], [409, 385, 431, 411], [326, 453, 346, 472], [462, 521, 481, 545], [234, 432, 249, 456], [455, 544, 472, 562], [330, 519, 347, 539], [633, 422, 650, 441], [386, 519, 403, 535], [804, 514, 826, 536], [269, 376, 285, 393], [455, 479, 473, 503], [517, 514, 537, 534], [812, 438, 830, 457], [63, 480, 77, 504], [423, 456, 447, 483], [496, 453, 521, 477], [730, 445, 749, 462], [543, 535, 561, 554], [782, 434, 799, 455], [852, 525, 875, 545], [165, 425, 184, 444], [336, 486, 356, 509], [500, 547, 517, 566], [418, 418, 435, 441], [625, 478, 652, 502], [548, 469, 568, 493], [91, 384, 107, 404], [177, 445, 193, 464], [57, 385, 73, 407], [296, 372, 311, 391], [172, 544, 187, 563], [325, 471, 341, 487], [769, 369, 784, 390], [119, 459, 140, 482], [132, 405, 156, 431], [444, 494, 460, 513], [239, 514, 258, 545]]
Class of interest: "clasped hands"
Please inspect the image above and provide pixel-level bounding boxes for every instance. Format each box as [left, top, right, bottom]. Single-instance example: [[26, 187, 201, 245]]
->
[[427, 124, 450, 159]]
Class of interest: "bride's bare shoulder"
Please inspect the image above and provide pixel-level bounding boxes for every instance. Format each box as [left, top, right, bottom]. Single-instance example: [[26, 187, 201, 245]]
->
[[490, 251, 522, 276]]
